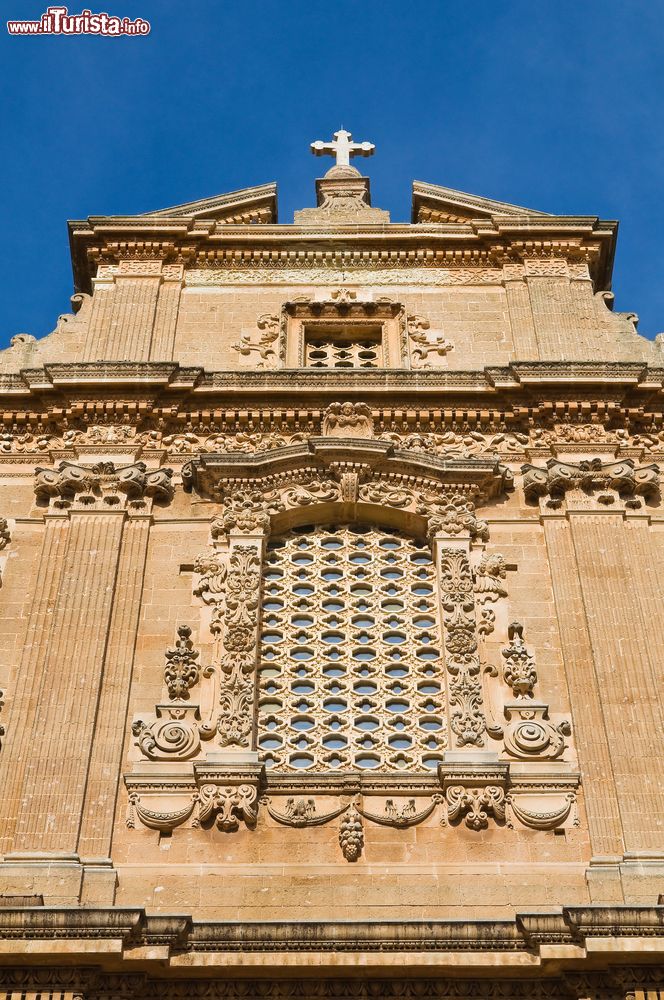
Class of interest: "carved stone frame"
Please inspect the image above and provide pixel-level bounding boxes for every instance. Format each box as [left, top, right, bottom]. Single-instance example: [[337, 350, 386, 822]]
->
[[281, 297, 408, 368]]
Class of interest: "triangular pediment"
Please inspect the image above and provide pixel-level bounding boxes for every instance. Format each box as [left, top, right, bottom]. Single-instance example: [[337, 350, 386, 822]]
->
[[141, 182, 278, 224], [412, 180, 550, 224]]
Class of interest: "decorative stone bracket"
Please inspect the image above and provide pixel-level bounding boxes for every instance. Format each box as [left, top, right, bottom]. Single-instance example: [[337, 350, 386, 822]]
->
[[34, 460, 174, 510], [439, 760, 508, 830], [522, 457, 660, 507], [193, 761, 262, 831]]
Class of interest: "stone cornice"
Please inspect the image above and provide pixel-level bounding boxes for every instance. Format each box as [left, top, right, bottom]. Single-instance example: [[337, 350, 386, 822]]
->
[[68, 214, 618, 293], [0, 905, 661, 972], [0, 362, 661, 406]]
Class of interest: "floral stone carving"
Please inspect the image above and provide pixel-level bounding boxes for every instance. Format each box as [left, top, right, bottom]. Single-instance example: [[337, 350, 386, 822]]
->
[[217, 544, 262, 747], [231, 313, 280, 368], [339, 802, 364, 861], [439, 548, 486, 748], [502, 622, 537, 698], [164, 625, 200, 699]]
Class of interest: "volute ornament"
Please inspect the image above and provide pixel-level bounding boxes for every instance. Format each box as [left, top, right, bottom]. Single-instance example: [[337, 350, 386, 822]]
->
[[407, 314, 454, 367]]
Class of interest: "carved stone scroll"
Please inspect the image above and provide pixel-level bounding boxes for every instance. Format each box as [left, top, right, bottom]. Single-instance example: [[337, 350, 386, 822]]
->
[[439, 762, 508, 830], [231, 313, 280, 368], [407, 314, 454, 367]]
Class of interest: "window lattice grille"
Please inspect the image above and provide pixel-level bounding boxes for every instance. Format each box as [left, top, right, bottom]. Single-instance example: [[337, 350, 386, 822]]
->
[[305, 336, 382, 368], [257, 524, 447, 773]]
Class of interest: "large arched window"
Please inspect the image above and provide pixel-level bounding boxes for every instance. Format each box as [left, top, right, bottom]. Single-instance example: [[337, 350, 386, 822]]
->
[[257, 523, 446, 773]]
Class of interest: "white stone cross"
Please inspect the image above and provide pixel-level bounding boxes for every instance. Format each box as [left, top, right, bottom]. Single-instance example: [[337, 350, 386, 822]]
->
[[310, 129, 375, 168]]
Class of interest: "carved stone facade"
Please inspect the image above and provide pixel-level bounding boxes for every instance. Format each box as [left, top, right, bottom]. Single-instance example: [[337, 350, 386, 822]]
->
[[0, 156, 662, 994]]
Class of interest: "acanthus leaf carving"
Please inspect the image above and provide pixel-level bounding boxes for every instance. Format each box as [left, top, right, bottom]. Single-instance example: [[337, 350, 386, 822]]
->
[[502, 622, 537, 698], [164, 625, 200, 700], [474, 554, 508, 602], [193, 549, 228, 636], [216, 544, 262, 748], [439, 547, 486, 748], [197, 781, 259, 831], [445, 783, 506, 830]]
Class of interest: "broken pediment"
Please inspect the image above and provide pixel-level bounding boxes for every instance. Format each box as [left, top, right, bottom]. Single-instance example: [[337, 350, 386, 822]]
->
[[412, 180, 550, 224], [140, 182, 277, 224]]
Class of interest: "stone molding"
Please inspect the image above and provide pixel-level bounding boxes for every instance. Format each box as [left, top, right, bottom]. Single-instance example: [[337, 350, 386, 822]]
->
[[0, 906, 662, 980]]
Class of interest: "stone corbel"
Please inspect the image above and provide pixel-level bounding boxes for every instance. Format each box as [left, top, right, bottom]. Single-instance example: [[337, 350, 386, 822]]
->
[[438, 759, 509, 830], [193, 761, 263, 831]]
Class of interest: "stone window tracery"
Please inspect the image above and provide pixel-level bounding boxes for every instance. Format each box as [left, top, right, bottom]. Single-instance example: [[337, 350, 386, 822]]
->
[[257, 523, 447, 773]]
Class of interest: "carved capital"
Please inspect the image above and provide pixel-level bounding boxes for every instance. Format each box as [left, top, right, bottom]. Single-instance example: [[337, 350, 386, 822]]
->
[[34, 460, 174, 510], [522, 457, 660, 504]]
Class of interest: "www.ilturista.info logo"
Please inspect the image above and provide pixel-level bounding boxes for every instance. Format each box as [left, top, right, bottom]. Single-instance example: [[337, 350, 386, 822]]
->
[[7, 5, 150, 35]]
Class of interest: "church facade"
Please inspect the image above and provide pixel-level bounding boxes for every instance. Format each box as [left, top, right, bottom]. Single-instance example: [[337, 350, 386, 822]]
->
[[0, 133, 663, 998]]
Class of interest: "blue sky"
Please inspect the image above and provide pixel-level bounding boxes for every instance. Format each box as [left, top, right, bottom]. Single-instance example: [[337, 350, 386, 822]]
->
[[2, 0, 664, 347]]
